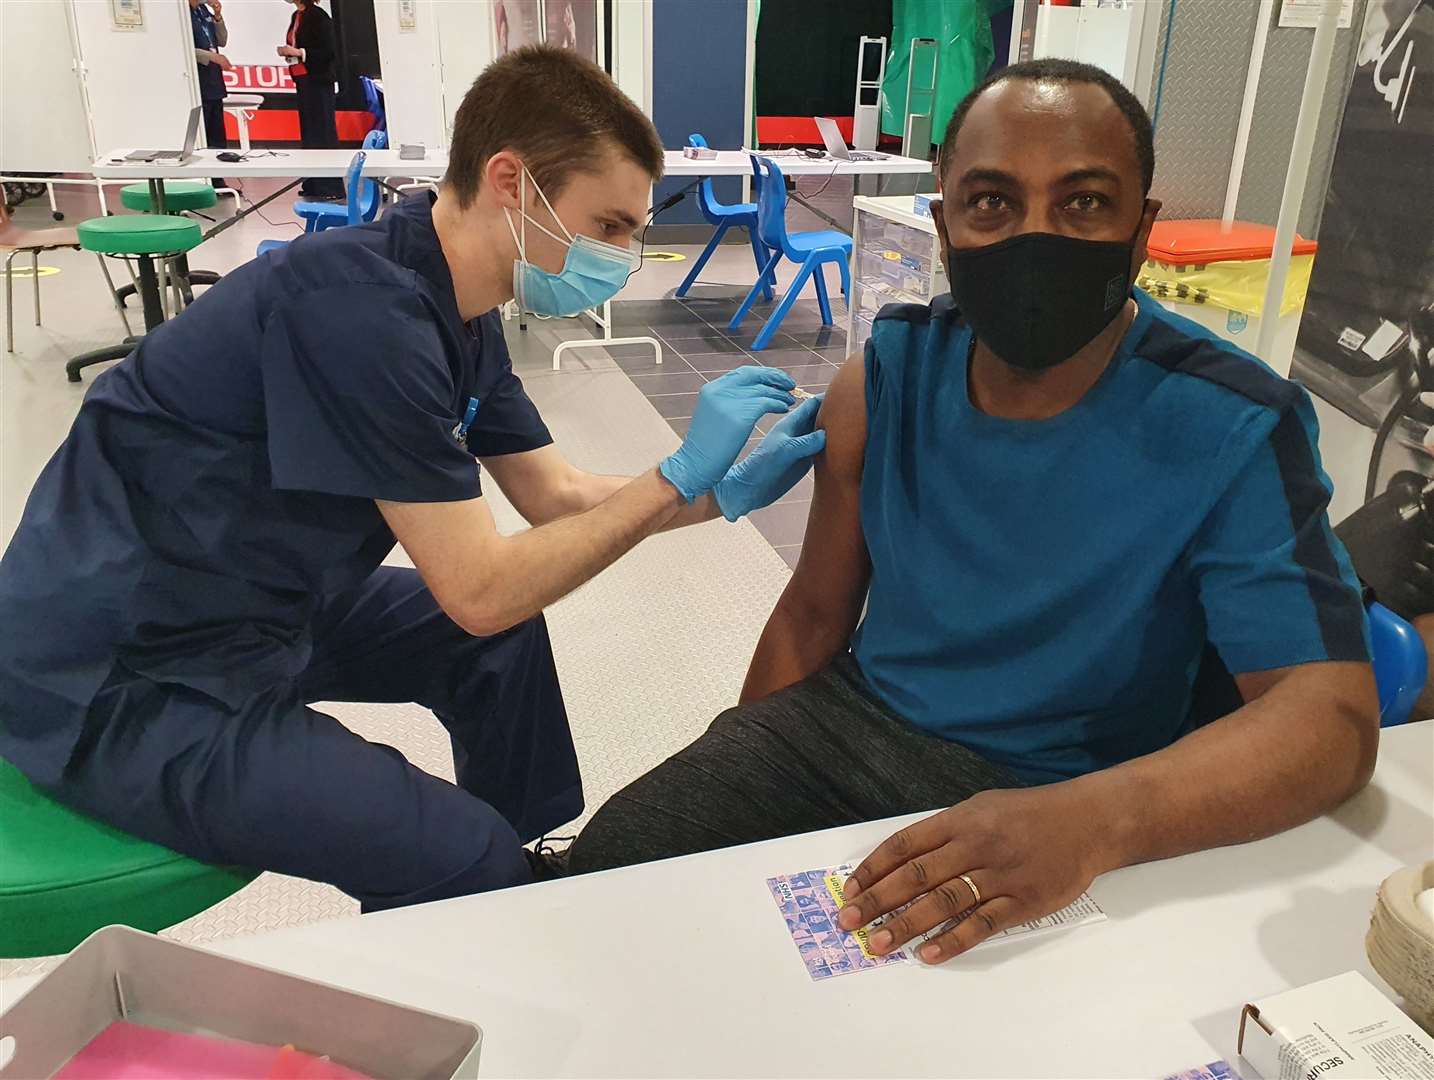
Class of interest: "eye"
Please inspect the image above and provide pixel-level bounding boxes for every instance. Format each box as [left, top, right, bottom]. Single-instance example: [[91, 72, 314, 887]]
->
[[969, 192, 1009, 213], [600, 221, 623, 238], [1064, 192, 1107, 213]]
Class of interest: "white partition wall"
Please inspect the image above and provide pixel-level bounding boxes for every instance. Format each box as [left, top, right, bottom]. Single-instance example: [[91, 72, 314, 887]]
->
[[436, 0, 497, 139], [373, 0, 447, 149], [372, 0, 653, 151], [69, 0, 198, 154], [0, 0, 94, 172]]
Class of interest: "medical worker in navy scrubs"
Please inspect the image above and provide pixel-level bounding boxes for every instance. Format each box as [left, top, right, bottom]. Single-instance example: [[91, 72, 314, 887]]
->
[[0, 46, 824, 910]]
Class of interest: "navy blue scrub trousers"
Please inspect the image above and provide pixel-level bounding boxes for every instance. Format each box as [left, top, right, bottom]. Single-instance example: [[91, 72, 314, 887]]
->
[[55, 567, 579, 912]]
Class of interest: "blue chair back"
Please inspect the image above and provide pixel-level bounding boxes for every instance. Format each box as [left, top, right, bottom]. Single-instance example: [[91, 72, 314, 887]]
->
[[753, 155, 791, 256], [363, 128, 388, 151], [690, 134, 724, 224], [360, 75, 386, 132], [344, 148, 381, 225], [1371, 602, 1427, 727]]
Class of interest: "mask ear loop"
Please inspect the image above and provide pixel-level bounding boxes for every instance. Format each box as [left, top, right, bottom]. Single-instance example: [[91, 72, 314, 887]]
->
[[526, 166, 576, 245], [502, 172, 533, 314]]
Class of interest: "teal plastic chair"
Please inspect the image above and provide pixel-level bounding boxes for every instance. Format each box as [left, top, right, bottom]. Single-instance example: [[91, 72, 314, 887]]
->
[[675, 134, 772, 302], [1371, 602, 1426, 727], [728, 155, 852, 350]]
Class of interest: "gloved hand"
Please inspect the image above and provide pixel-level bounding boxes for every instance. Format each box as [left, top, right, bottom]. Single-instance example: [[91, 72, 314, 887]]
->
[[660, 366, 796, 502], [714, 394, 826, 521]]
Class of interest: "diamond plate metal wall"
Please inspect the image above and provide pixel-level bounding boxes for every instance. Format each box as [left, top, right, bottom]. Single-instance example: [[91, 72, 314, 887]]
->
[[1150, 0, 1366, 237]]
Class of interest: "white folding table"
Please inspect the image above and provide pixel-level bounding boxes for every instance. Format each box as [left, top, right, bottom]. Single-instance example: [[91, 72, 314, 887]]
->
[[92, 148, 451, 237], [8, 723, 1420, 1077]]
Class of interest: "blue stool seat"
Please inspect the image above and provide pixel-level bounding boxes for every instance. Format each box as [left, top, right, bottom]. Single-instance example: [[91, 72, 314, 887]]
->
[[256, 238, 287, 257]]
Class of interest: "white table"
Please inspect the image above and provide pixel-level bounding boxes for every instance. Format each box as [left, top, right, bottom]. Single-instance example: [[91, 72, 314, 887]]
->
[[91, 147, 451, 243], [661, 148, 933, 178], [11, 721, 1414, 1077], [93, 148, 449, 183]]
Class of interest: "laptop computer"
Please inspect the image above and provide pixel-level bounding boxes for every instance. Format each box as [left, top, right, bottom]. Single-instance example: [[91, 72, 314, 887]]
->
[[125, 106, 202, 164], [813, 116, 888, 162]]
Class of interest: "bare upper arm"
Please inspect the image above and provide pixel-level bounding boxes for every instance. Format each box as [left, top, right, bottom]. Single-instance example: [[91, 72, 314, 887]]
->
[[781, 355, 871, 627], [377, 497, 502, 633]]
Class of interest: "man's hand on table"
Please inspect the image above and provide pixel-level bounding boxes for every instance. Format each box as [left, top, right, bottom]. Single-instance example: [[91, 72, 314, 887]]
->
[[836, 782, 1115, 965]]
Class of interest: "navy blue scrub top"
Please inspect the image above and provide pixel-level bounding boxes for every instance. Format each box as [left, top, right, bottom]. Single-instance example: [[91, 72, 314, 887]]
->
[[0, 193, 551, 784]]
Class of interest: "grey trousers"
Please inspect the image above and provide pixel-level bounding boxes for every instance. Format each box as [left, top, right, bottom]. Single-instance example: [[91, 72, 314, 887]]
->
[[568, 654, 1023, 874]]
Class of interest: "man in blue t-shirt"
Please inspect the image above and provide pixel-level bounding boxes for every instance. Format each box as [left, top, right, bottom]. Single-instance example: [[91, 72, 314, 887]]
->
[[570, 59, 1380, 962]]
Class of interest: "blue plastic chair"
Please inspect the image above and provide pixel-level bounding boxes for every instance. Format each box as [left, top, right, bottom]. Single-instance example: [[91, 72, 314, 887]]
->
[[675, 134, 771, 303], [294, 136, 383, 234], [360, 75, 386, 134], [1371, 601, 1427, 727], [728, 155, 852, 350], [256, 148, 375, 256]]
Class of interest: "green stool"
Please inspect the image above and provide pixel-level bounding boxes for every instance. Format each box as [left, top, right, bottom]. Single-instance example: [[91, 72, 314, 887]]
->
[[119, 180, 218, 215], [67, 213, 202, 382], [0, 760, 255, 958], [115, 181, 222, 305]]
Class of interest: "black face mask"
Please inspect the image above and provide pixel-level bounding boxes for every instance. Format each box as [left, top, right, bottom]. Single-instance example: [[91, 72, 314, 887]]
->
[[946, 231, 1136, 372]]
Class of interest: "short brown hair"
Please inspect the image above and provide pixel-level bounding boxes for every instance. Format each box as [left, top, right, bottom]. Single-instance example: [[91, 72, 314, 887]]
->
[[446, 45, 664, 208]]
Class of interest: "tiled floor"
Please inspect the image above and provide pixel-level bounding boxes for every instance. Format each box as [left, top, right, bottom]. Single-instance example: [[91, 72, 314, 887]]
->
[[606, 292, 854, 569]]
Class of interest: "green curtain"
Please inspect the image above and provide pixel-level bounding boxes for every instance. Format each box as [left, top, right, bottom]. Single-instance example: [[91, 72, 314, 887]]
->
[[880, 0, 1007, 145]]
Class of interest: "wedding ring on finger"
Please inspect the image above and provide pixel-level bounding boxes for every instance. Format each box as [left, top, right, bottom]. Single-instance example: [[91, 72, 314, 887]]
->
[[959, 872, 982, 907]]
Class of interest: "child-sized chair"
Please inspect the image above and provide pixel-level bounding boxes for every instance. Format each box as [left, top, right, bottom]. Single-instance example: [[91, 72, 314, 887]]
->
[[257, 148, 375, 257], [728, 155, 851, 351], [293, 132, 385, 235], [675, 134, 771, 303]]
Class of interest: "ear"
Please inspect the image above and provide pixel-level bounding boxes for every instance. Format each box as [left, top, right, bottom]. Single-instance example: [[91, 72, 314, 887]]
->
[[930, 197, 948, 247], [1133, 197, 1161, 264], [930, 198, 953, 288], [1128, 197, 1161, 282], [484, 150, 525, 210]]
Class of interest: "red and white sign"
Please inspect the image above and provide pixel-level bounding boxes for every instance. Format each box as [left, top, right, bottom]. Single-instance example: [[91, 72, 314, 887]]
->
[[223, 64, 295, 95]]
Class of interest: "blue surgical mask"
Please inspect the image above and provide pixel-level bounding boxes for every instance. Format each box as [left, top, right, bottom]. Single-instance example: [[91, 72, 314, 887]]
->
[[505, 168, 638, 317]]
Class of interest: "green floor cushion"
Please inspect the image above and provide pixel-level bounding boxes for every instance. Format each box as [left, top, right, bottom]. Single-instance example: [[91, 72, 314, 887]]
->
[[0, 759, 254, 958], [119, 180, 219, 214], [77, 214, 202, 257]]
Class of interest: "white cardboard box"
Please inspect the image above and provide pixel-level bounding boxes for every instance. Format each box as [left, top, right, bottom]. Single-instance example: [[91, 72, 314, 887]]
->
[[1238, 971, 1434, 1080]]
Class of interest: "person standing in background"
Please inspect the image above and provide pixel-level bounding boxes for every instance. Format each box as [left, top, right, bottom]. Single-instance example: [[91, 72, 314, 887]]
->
[[190, 0, 231, 190], [278, 0, 345, 200]]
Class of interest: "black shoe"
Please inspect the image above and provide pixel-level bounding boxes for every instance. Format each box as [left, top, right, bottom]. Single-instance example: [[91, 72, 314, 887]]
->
[[523, 835, 573, 881], [312, 192, 346, 203]]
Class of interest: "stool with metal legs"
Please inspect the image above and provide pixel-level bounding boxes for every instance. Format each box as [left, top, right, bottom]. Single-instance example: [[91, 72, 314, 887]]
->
[[111, 181, 220, 308], [1, 201, 81, 353], [67, 214, 202, 382]]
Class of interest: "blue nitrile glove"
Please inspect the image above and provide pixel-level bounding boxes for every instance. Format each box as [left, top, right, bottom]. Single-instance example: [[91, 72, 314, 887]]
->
[[660, 366, 797, 502], [713, 394, 826, 521]]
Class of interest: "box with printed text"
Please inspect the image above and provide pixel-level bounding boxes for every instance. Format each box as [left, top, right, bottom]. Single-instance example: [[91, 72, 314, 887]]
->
[[1237, 971, 1434, 1080]]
